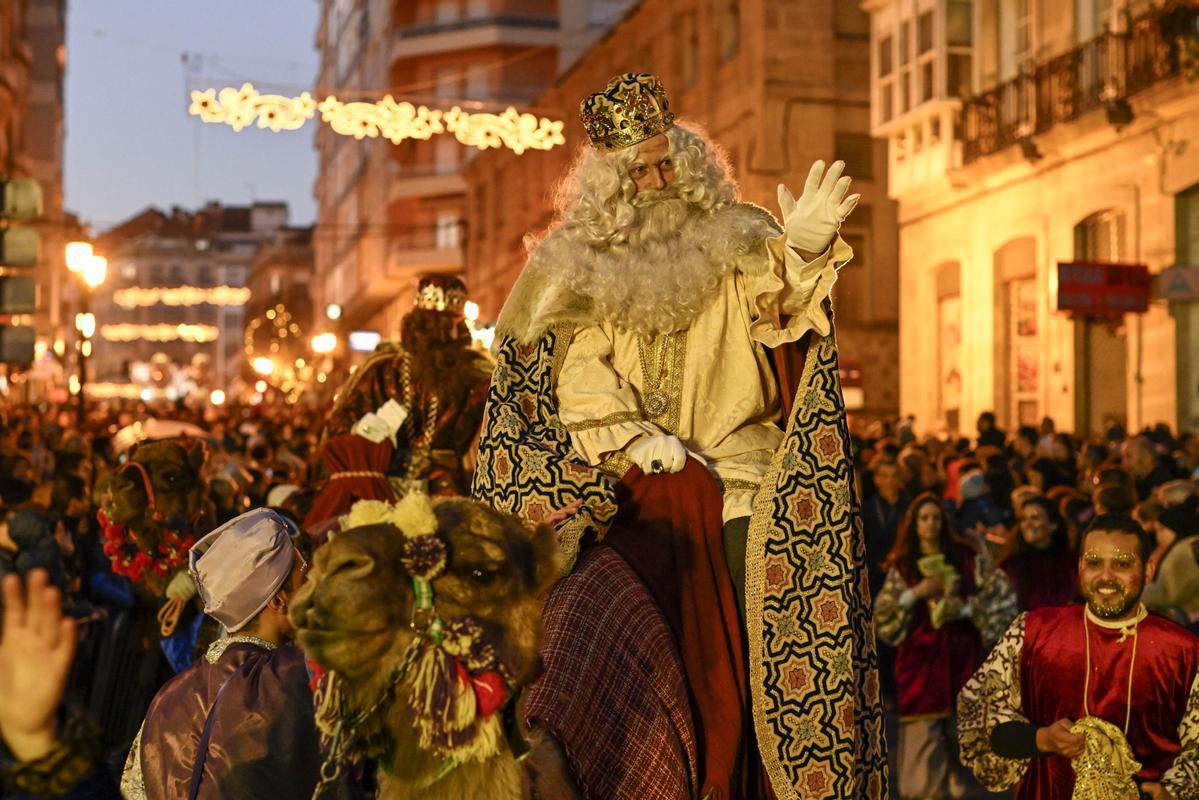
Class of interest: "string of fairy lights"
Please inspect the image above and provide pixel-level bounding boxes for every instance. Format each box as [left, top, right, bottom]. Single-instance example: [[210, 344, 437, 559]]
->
[[189, 82, 566, 155]]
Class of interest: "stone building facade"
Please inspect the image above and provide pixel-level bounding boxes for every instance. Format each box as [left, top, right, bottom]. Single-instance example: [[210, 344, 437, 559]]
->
[[865, 0, 1199, 434], [0, 0, 67, 397], [92, 202, 289, 396], [462, 0, 901, 420], [312, 0, 634, 342]]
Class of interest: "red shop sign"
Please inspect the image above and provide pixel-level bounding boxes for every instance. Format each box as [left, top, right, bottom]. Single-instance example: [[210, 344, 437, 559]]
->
[[1056, 261, 1150, 314]]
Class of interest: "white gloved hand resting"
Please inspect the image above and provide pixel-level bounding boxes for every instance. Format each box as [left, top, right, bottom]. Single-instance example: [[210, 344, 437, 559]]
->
[[778, 159, 861, 255], [627, 435, 688, 475]]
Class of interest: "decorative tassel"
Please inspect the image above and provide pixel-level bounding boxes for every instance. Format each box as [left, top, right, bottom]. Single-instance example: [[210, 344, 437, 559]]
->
[[313, 671, 345, 747], [407, 640, 466, 751]]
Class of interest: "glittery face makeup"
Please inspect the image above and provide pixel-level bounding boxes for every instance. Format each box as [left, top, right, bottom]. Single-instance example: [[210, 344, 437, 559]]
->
[[1079, 532, 1146, 620]]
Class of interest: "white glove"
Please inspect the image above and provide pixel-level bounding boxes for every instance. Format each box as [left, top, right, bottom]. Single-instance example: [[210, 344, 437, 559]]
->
[[627, 435, 688, 475], [778, 159, 861, 254], [165, 570, 198, 602]]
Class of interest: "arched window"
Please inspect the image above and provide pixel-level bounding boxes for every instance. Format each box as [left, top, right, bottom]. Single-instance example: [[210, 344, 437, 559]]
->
[[935, 261, 962, 432], [994, 237, 1039, 427], [1072, 209, 1128, 434]]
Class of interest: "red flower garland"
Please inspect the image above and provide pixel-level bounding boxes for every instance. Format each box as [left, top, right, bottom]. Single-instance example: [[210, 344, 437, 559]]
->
[[97, 509, 195, 584]]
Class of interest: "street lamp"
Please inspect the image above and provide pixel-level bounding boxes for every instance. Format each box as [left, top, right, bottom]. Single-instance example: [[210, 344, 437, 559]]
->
[[68, 244, 106, 418], [65, 241, 93, 273], [82, 255, 107, 289]]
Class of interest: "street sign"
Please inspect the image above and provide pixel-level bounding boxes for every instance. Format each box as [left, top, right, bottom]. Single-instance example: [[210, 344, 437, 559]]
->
[[1056, 261, 1151, 314], [1158, 265, 1199, 301]]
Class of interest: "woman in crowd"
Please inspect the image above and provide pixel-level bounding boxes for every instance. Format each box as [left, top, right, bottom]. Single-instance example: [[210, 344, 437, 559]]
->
[[1000, 495, 1078, 611], [875, 493, 1018, 800]]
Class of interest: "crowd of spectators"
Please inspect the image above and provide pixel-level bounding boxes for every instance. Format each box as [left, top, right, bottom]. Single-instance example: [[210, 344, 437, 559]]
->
[[855, 412, 1199, 798], [0, 398, 325, 773]]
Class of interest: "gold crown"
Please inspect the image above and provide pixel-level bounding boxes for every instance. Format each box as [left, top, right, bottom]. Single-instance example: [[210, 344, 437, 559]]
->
[[415, 275, 467, 314], [580, 73, 676, 152]]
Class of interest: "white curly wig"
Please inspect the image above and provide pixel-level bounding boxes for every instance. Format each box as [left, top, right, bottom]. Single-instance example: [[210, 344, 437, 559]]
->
[[520, 123, 778, 336]]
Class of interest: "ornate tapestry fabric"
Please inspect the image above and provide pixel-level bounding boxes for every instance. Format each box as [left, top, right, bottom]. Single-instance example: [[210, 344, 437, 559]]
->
[[471, 324, 619, 570], [745, 332, 888, 798]]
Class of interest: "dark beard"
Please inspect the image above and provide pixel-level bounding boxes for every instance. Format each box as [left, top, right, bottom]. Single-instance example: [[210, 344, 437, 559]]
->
[[1083, 578, 1143, 619]]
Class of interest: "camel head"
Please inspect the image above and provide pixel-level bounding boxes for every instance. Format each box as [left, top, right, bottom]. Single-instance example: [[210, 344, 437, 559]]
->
[[97, 437, 214, 593], [291, 495, 561, 794]]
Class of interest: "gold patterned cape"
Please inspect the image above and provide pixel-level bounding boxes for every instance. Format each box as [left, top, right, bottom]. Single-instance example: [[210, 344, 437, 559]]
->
[[472, 326, 887, 796]]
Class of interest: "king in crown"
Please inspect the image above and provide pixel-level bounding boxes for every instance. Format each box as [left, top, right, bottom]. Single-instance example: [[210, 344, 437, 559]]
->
[[473, 72, 887, 797]]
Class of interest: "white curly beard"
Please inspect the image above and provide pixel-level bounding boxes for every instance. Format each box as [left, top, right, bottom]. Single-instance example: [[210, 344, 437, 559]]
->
[[526, 197, 778, 337]]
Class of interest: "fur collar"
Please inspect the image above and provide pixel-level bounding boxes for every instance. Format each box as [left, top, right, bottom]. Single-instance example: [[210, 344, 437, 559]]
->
[[495, 202, 781, 344]]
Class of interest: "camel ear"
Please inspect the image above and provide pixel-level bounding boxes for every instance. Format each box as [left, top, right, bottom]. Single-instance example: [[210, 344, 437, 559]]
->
[[186, 440, 208, 474], [526, 522, 563, 596]]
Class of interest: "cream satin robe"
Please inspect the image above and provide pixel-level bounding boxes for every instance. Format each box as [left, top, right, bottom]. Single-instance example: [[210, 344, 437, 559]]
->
[[555, 235, 852, 522]]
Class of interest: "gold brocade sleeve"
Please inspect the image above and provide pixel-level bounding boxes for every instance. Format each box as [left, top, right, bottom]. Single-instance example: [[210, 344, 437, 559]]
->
[[747, 235, 852, 348], [873, 568, 915, 647], [969, 557, 1021, 649], [956, 613, 1031, 792], [119, 723, 147, 800], [555, 324, 660, 465], [1162, 672, 1199, 800]]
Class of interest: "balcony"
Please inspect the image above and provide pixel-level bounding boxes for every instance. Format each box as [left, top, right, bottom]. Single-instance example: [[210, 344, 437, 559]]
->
[[388, 163, 467, 200], [397, 13, 557, 38], [388, 222, 465, 280], [960, 7, 1192, 164], [390, 13, 560, 60]]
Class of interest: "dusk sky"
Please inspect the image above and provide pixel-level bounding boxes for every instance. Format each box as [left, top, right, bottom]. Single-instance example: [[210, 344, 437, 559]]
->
[[65, 1, 320, 232]]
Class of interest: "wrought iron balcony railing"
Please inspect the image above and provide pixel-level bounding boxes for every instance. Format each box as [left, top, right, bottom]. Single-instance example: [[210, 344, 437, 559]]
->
[[960, 6, 1193, 164], [397, 13, 558, 39]]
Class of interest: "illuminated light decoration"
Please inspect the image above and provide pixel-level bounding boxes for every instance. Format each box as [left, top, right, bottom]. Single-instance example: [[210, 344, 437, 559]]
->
[[255, 380, 268, 393], [68, 375, 80, 395], [87, 383, 160, 400], [100, 323, 220, 343], [443, 106, 565, 155], [189, 83, 566, 155], [317, 94, 444, 143], [112, 285, 251, 309], [188, 83, 316, 132], [245, 304, 314, 397], [210, 389, 226, 406]]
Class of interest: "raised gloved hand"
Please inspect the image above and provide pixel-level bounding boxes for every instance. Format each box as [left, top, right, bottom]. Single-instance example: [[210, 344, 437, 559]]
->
[[627, 434, 688, 475], [778, 159, 861, 255]]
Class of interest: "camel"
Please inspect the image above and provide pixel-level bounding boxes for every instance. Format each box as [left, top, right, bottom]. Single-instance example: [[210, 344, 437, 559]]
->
[[97, 437, 215, 600], [291, 496, 574, 800]]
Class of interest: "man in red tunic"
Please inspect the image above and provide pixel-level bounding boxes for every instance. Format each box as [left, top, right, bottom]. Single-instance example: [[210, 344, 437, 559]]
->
[[957, 513, 1199, 799]]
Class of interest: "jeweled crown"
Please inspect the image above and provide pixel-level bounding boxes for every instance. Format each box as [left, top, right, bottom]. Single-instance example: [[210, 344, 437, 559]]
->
[[415, 275, 467, 314], [580, 73, 676, 152]]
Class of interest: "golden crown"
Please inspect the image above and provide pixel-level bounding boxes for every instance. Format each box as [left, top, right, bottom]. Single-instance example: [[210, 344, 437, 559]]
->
[[580, 73, 675, 152], [414, 275, 467, 314]]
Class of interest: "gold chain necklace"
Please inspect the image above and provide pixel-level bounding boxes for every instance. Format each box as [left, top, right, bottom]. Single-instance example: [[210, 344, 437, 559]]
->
[[637, 333, 671, 419], [1082, 608, 1142, 735]]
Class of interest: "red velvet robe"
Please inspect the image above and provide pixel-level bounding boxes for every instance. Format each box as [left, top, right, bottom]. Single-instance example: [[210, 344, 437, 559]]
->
[[894, 549, 985, 720], [1017, 604, 1199, 797]]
